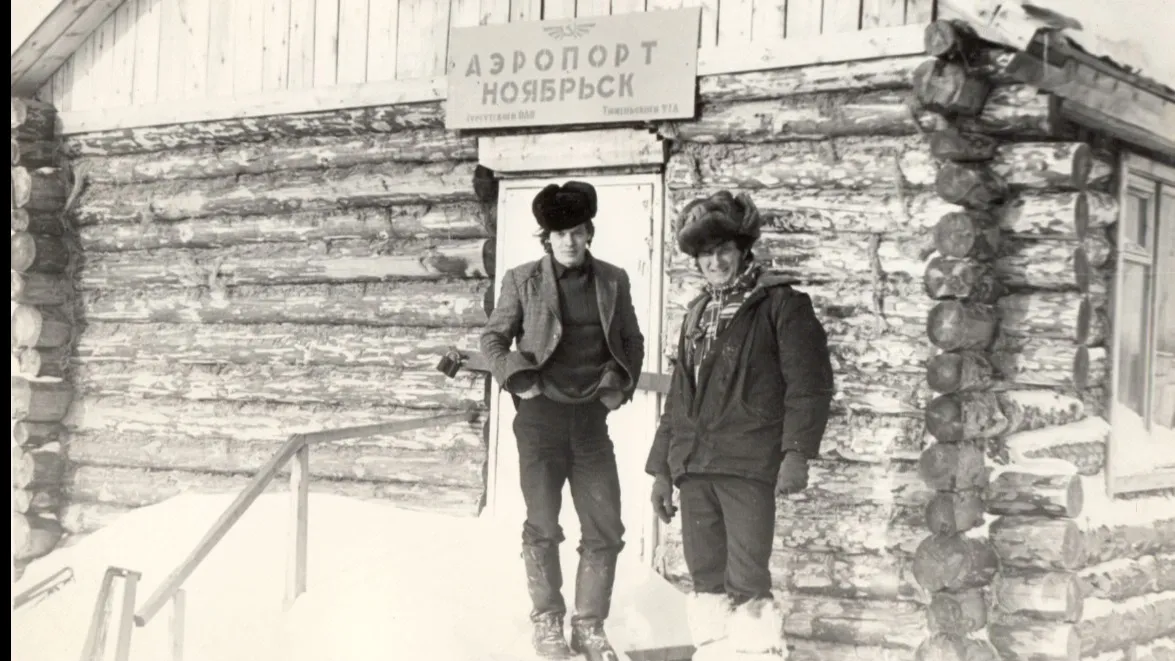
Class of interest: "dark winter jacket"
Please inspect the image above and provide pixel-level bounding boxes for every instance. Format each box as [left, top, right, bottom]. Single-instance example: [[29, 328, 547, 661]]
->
[[644, 273, 835, 485], [480, 253, 645, 404]]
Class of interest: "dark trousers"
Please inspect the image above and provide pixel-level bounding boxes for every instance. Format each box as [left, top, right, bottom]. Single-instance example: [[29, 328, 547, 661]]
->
[[679, 474, 776, 604], [513, 396, 625, 622]]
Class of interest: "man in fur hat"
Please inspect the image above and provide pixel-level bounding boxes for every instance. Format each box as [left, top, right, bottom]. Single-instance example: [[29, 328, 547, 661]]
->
[[645, 191, 834, 658], [481, 181, 645, 660]]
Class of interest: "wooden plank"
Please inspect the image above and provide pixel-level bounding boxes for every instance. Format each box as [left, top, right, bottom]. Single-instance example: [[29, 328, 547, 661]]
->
[[312, 0, 340, 86], [611, 0, 648, 13], [861, 0, 906, 28], [132, 0, 163, 105], [786, 0, 824, 37], [428, 1, 453, 77], [182, 0, 211, 99], [646, 0, 685, 9], [232, 0, 264, 96], [905, 0, 933, 23], [450, 0, 484, 28], [87, 12, 117, 109], [108, 1, 137, 107], [262, 0, 291, 91], [286, 0, 316, 89], [695, 0, 720, 47], [510, 0, 543, 21], [68, 27, 96, 110], [751, 0, 787, 40], [59, 77, 447, 134], [822, 0, 861, 34], [480, 0, 511, 25], [394, 0, 424, 80], [11, 0, 125, 98], [699, 23, 924, 75], [717, 0, 753, 45], [155, 0, 187, 102], [53, 55, 75, 111], [205, 0, 233, 96], [541, 0, 575, 19], [11, 0, 65, 56], [352, 0, 385, 83], [478, 129, 665, 172]]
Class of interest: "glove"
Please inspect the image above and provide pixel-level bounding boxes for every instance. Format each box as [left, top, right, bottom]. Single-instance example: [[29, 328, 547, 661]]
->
[[776, 451, 810, 496], [650, 475, 677, 523]]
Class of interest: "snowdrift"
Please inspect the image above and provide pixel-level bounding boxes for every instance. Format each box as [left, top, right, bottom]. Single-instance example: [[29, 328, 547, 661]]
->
[[12, 493, 693, 661]]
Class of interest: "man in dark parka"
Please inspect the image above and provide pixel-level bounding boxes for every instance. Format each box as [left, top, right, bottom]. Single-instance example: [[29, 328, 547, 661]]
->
[[645, 191, 834, 658], [481, 181, 645, 661]]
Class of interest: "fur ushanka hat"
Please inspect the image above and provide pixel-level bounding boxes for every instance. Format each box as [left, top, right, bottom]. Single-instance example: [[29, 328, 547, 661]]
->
[[675, 190, 763, 257], [532, 181, 598, 232]]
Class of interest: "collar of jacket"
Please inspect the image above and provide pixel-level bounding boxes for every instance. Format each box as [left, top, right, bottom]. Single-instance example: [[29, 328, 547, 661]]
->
[[682, 270, 800, 343], [537, 253, 617, 325], [552, 251, 594, 279]]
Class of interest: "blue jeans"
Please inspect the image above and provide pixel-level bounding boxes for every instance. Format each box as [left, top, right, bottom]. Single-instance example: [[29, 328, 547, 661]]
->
[[513, 396, 625, 622]]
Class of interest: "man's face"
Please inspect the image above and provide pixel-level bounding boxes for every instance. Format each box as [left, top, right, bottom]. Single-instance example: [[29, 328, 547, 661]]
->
[[697, 240, 743, 287], [550, 224, 591, 267]]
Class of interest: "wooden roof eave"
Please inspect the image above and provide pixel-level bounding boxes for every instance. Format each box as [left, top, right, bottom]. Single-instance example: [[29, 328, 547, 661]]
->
[[11, 0, 125, 98], [938, 0, 1175, 160]]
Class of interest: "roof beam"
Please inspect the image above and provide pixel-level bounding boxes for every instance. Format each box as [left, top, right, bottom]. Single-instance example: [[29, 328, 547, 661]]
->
[[11, 0, 125, 97]]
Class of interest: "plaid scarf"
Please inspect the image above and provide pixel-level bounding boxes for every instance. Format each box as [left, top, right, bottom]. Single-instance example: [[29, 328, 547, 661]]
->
[[687, 262, 763, 379]]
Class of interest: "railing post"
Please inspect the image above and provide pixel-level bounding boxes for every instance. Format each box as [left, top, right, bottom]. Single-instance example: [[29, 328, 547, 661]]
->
[[285, 442, 310, 610], [113, 570, 140, 661], [170, 590, 186, 661]]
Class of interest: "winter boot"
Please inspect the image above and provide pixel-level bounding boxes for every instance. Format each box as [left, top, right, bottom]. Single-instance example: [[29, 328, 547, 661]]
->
[[521, 545, 572, 659], [569, 550, 620, 661], [728, 597, 787, 658], [686, 591, 733, 648], [570, 620, 619, 661], [531, 613, 573, 659]]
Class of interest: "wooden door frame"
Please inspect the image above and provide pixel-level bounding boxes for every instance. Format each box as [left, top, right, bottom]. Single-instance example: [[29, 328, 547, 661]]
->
[[480, 153, 668, 568]]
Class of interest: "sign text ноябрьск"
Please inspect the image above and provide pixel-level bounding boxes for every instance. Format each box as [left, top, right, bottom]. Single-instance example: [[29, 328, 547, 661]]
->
[[445, 8, 700, 130]]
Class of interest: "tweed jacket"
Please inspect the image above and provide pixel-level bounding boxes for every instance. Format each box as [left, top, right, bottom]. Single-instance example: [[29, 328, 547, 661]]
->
[[480, 253, 645, 404]]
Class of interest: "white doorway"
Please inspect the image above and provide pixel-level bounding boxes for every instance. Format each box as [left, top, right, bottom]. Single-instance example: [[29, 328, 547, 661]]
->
[[484, 174, 666, 568]]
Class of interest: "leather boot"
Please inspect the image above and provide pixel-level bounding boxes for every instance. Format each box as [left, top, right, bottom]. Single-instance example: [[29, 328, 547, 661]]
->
[[521, 545, 572, 659], [569, 550, 620, 661]]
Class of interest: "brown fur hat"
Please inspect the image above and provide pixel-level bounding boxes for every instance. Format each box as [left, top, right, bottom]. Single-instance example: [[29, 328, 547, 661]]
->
[[532, 181, 598, 232], [675, 190, 762, 257]]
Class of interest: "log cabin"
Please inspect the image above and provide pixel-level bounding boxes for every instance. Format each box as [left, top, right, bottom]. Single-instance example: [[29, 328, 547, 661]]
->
[[10, 0, 1175, 658]]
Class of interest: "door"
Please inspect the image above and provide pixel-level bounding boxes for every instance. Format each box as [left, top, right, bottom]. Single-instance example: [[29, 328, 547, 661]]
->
[[485, 174, 665, 566]]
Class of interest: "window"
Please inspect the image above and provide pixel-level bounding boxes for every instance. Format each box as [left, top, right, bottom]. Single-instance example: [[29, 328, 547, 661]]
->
[[1108, 154, 1175, 495]]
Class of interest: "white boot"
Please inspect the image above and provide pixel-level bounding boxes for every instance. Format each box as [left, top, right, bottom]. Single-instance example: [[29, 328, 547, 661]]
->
[[686, 592, 732, 648], [727, 598, 787, 658]]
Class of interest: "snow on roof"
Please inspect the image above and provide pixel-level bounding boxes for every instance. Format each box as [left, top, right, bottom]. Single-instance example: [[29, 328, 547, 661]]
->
[[946, 0, 1175, 93]]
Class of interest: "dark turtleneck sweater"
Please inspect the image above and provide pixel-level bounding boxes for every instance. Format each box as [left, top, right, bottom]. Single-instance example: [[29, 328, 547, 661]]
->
[[540, 253, 612, 404]]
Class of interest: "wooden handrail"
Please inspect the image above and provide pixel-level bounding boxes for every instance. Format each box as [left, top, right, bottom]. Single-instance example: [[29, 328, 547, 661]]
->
[[440, 347, 673, 394], [132, 411, 476, 627]]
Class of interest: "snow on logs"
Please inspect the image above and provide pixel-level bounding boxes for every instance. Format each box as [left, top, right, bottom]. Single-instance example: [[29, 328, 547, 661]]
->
[[72, 160, 478, 225], [11, 96, 71, 565], [77, 204, 491, 252]]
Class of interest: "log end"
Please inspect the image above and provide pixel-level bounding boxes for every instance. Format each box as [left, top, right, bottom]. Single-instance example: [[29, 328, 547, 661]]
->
[[11, 231, 36, 273], [1071, 142, 1093, 189], [1076, 297, 1093, 346], [1073, 345, 1090, 391], [926, 394, 964, 443], [10, 304, 43, 350]]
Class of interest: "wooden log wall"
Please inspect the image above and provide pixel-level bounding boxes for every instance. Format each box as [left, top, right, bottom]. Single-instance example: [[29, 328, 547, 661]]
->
[[11, 97, 73, 578], [51, 103, 495, 537], [911, 21, 1175, 661], [657, 54, 947, 658]]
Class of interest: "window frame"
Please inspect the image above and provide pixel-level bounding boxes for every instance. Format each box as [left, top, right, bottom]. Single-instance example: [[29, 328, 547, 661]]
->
[[1107, 153, 1175, 496]]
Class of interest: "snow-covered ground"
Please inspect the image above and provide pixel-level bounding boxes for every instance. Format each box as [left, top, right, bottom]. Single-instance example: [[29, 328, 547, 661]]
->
[[12, 494, 694, 661]]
